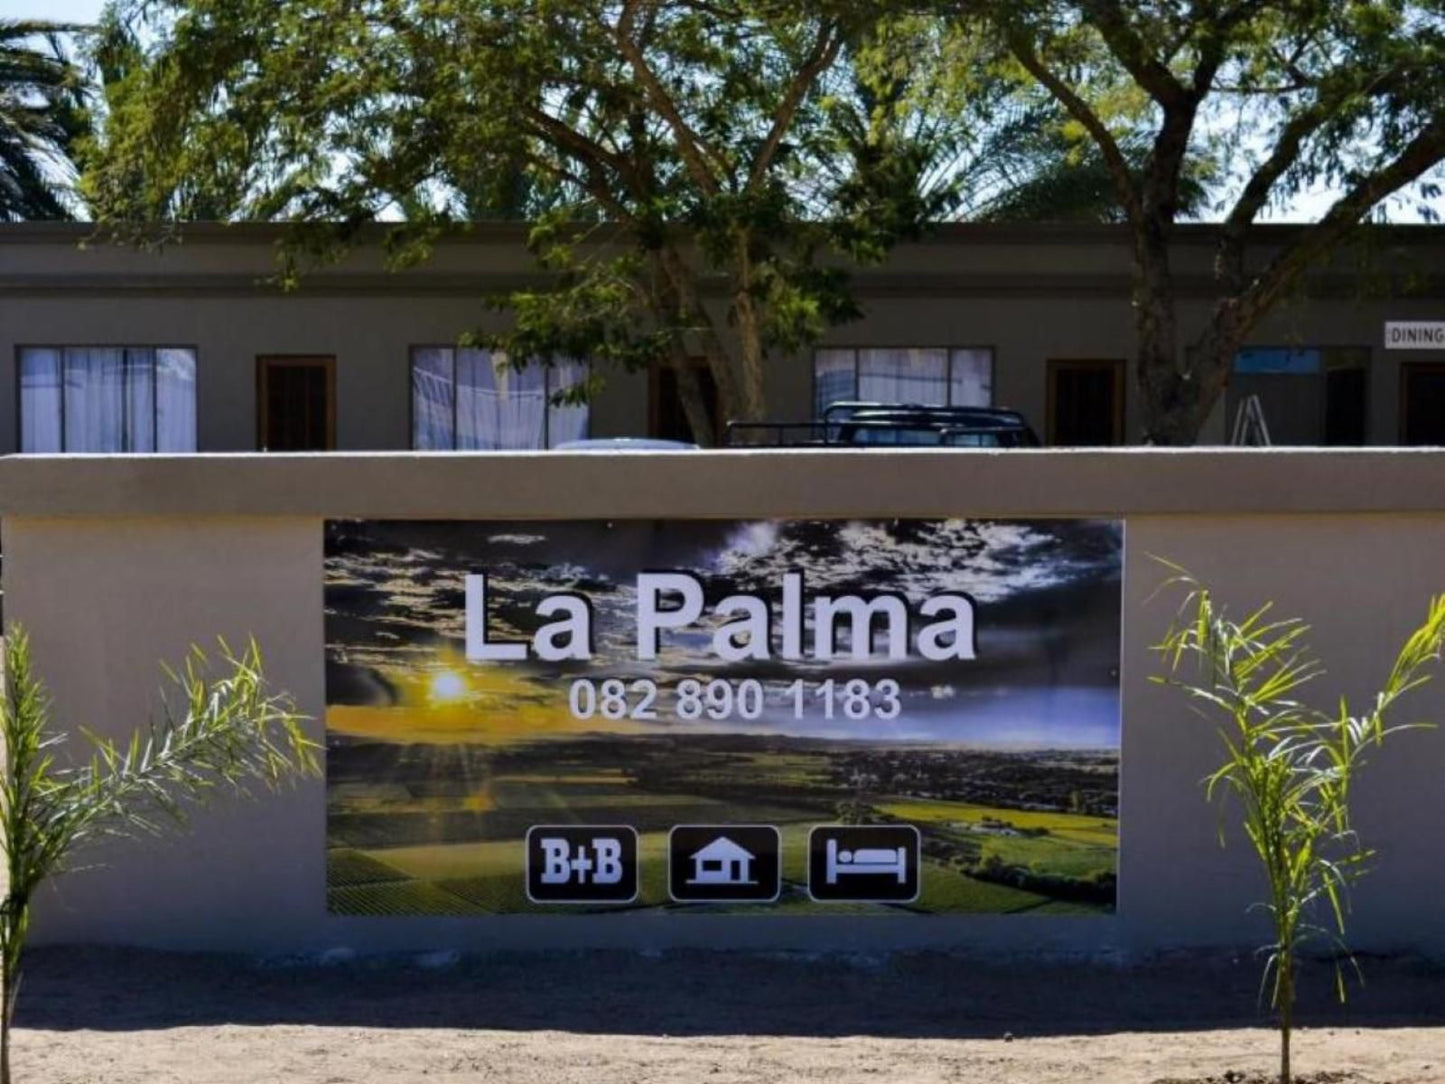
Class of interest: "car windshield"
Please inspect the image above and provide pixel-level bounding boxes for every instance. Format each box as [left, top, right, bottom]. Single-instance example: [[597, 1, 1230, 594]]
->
[[848, 426, 948, 445], [942, 431, 1004, 447]]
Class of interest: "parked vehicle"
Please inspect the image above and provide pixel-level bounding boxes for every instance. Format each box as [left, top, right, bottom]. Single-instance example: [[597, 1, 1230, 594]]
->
[[554, 438, 700, 450], [722, 402, 1042, 448]]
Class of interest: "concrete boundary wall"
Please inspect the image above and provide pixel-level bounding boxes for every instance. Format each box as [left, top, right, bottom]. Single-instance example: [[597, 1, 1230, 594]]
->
[[3, 448, 1445, 517], [4, 450, 1445, 958]]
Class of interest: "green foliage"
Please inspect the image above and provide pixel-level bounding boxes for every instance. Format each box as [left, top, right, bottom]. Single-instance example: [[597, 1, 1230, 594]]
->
[[1154, 570, 1445, 1083], [81, 0, 1445, 441], [83, 0, 971, 434], [967, 99, 1210, 223], [0, 625, 317, 1084], [961, 0, 1445, 442], [0, 20, 89, 221]]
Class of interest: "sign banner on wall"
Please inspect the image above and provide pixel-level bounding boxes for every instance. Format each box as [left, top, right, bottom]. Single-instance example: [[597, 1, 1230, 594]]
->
[[324, 518, 1122, 915]]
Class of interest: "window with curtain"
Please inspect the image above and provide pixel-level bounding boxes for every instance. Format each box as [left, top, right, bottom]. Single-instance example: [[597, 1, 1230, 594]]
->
[[19, 346, 197, 453], [411, 347, 589, 450], [813, 347, 994, 416]]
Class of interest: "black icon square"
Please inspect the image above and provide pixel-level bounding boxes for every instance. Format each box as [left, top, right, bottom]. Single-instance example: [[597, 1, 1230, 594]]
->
[[668, 825, 781, 903], [525, 825, 639, 904], [807, 825, 920, 903]]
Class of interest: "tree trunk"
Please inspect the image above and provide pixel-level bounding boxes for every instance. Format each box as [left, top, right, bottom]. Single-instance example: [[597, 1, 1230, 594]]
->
[[657, 245, 746, 426], [2, 956, 13, 1084], [731, 291, 768, 423], [1179, 311, 1249, 443], [730, 232, 768, 422], [1132, 218, 1199, 445], [644, 251, 720, 445], [671, 356, 716, 445]]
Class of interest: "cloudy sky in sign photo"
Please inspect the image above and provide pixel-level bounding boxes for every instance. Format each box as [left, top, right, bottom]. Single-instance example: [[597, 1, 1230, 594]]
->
[[325, 518, 1123, 749]]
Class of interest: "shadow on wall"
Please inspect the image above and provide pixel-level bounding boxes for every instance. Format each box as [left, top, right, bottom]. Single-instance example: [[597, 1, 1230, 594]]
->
[[18, 946, 1445, 1040]]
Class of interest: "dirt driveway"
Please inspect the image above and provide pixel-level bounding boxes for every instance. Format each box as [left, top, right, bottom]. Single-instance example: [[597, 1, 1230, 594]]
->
[[14, 947, 1445, 1083]]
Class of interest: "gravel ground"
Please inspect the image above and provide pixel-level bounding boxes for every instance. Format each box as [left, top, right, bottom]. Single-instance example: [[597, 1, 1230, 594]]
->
[[12, 947, 1445, 1083]]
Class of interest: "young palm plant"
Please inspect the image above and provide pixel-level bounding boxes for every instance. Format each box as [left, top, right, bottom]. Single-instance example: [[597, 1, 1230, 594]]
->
[[1155, 572, 1445, 1084], [0, 626, 318, 1084]]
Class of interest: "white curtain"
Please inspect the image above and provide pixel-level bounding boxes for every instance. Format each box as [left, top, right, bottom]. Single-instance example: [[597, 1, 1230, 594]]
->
[[156, 348, 197, 452], [124, 347, 157, 452], [20, 346, 196, 453], [546, 359, 590, 447], [19, 348, 62, 453], [858, 348, 949, 405], [456, 349, 547, 450], [813, 348, 856, 415], [64, 347, 126, 452], [411, 346, 454, 450], [949, 348, 994, 407], [413, 347, 590, 449], [816, 347, 994, 414]]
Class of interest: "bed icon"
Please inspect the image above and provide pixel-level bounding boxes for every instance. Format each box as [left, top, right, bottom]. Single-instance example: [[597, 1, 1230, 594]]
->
[[825, 839, 908, 884], [808, 825, 920, 902]]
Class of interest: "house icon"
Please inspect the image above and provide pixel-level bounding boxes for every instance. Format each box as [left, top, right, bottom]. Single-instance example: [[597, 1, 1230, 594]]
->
[[686, 836, 756, 886]]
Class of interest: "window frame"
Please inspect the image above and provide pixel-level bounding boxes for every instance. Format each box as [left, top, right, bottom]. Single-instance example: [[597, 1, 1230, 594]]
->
[[407, 344, 591, 450], [15, 343, 200, 454], [810, 345, 997, 416]]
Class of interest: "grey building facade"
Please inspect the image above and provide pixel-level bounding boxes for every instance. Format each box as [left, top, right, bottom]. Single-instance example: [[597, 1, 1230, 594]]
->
[[2, 221, 1443, 452]]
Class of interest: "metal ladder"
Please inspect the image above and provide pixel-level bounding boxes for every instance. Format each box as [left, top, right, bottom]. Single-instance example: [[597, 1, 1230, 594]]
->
[[1229, 393, 1273, 446]]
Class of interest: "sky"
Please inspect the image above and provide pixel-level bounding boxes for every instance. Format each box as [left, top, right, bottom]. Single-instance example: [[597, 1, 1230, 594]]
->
[[0, 0, 1434, 224], [0, 0, 98, 21]]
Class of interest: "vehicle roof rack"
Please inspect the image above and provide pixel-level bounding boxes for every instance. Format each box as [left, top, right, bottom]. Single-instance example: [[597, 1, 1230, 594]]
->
[[721, 402, 1039, 448]]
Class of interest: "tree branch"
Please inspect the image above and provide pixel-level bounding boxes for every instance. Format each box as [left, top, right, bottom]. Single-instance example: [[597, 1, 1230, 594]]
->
[[528, 154, 634, 222], [748, 21, 844, 189], [1213, 101, 1334, 289], [520, 105, 635, 188], [1005, 27, 1142, 222], [1079, 0, 1187, 107], [615, 0, 722, 196], [1228, 116, 1445, 329]]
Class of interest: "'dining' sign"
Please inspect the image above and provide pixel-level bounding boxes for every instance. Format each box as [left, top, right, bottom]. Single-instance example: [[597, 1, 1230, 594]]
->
[[323, 518, 1122, 916], [1385, 321, 1445, 349]]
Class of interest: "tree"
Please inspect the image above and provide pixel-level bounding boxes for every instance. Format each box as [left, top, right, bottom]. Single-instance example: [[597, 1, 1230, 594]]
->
[[1156, 573, 1445, 1084], [963, 97, 1212, 223], [0, 20, 88, 221], [0, 627, 317, 1084], [84, 1, 962, 442], [967, 1, 1445, 443]]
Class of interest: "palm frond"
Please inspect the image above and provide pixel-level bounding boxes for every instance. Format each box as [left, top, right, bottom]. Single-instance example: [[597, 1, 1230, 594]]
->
[[0, 18, 88, 220]]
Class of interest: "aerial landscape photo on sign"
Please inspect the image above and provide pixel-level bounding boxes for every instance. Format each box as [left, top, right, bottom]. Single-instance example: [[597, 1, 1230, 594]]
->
[[323, 517, 1123, 915]]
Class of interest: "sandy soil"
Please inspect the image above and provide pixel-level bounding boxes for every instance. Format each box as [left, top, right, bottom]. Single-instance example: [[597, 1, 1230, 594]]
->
[[13, 947, 1445, 1083]]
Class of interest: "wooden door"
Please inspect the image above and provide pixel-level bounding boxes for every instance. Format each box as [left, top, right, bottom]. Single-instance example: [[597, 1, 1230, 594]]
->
[[257, 356, 336, 451]]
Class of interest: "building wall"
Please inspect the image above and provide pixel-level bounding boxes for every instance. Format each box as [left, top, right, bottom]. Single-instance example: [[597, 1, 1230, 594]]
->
[[4, 451, 1445, 957], [0, 224, 1441, 450]]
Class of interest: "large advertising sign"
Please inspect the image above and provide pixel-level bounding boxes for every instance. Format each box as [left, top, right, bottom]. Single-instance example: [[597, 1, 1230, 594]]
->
[[324, 518, 1122, 915]]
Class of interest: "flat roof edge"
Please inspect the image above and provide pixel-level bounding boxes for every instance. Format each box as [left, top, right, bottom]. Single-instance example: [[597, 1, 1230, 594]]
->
[[3, 220, 1443, 246]]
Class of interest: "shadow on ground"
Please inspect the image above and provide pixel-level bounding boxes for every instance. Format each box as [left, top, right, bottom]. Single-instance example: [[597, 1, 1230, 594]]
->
[[16, 946, 1445, 1041]]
